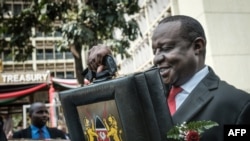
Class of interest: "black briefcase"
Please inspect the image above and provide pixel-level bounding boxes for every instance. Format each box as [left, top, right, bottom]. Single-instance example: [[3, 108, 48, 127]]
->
[[59, 68, 169, 141]]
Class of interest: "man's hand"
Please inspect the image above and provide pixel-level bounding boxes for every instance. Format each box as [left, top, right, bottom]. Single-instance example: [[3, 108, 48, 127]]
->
[[87, 44, 112, 73]]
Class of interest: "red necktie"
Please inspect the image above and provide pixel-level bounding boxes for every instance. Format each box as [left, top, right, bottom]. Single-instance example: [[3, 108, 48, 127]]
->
[[167, 86, 182, 115], [38, 129, 44, 139]]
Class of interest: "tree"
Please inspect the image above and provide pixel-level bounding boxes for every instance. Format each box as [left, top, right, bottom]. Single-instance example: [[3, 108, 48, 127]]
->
[[0, 0, 141, 85]]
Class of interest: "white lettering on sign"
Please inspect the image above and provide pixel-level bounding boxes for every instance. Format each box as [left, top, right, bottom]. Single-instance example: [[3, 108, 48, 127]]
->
[[228, 129, 247, 136], [1, 73, 48, 83]]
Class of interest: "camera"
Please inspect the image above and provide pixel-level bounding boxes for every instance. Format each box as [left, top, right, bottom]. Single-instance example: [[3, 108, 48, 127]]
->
[[82, 55, 117, 83]]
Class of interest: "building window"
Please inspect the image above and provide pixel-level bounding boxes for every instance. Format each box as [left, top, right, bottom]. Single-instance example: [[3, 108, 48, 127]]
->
[[65, 51, 73, 59], [45, 49, 53, 60], [37, 49, 44, 60], [14, 64, 24, 71], [24, 64, 33, 71], [27, 54, 32, 60], [66, 71, 74, 79], [36, 31, 43, 37], [37, 64, 45, 70], [13, 4, 22, 16], [3, 50, 12, 61], [55, 52, 63, 59], [54, 31, 62, 37], [56, 72, 64, 78]]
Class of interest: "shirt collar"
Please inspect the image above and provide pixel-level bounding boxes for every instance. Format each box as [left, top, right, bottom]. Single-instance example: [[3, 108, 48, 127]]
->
[[30, 124, 46, 132], [181, 66, 209, 93]]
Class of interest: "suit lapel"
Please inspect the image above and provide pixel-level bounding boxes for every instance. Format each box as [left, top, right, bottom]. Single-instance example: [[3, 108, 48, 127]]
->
[[172, 83, 213, 124], [172, 67, 219, 124]]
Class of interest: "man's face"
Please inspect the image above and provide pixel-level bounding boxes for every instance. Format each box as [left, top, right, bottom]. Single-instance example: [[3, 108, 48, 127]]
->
[[30, 104, 49, 128], [152, 21, 198, 86]]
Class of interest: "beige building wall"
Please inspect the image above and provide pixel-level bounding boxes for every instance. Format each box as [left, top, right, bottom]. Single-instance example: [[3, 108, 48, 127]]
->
[[177, 0, 250, 92]]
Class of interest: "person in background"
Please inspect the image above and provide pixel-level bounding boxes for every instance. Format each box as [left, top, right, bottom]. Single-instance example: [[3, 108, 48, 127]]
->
[[0, 116, 7, 141], [3, 114, 13, 137], [86, 15, 250, 141], [12, 102, 67, 140]]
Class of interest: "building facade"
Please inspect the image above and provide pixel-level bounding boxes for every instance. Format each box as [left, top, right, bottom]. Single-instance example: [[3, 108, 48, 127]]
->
[[0, 0, 76, 115]]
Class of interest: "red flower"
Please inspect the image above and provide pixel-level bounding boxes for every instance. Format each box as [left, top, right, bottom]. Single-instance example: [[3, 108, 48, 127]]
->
[[185, 130, 200, 141]]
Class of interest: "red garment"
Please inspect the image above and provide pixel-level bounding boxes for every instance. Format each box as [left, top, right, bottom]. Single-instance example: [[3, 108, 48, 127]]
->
[[167, 86, 182, 115]]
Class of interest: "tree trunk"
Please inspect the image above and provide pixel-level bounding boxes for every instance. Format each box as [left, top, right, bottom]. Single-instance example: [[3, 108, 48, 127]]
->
[[70, 43, 84, 86]]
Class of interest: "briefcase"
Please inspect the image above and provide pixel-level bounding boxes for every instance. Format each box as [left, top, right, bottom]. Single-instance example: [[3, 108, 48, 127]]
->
[[59, 68, 168, 141]]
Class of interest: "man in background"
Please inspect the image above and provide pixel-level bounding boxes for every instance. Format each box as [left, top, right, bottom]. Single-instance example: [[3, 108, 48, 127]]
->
[[12, 102, 67, 140], [0, 116, 7, 141]]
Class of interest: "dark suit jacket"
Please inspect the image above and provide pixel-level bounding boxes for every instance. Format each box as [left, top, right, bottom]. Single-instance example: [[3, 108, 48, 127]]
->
[[0, 128, 7, 141], [156, 67, 250, 141], [12, 126, 67, 139]]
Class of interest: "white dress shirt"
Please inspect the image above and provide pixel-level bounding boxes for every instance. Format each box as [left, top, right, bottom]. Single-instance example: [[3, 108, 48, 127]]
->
[[176, 66, 209, 110]]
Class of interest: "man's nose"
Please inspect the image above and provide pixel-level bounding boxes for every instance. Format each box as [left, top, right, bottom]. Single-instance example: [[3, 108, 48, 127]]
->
[[153, 54, 165, 65]]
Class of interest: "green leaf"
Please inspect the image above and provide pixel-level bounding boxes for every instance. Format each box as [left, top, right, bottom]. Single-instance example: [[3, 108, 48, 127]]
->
[[167, 120, 218, 140]]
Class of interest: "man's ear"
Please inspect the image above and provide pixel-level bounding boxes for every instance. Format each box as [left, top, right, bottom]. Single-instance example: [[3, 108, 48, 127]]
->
[[193, 37, 206, 55]]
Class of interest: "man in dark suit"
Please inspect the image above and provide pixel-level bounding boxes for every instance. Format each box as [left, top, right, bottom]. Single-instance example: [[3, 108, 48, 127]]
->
[[12, 102, 67, 140], [86, 15, 250, 141], [0, 116, 7, 141]]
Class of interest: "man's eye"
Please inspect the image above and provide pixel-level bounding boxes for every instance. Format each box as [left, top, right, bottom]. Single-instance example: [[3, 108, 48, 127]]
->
[[37, 110, 48, 114], [161, 46, 173, 51], [153, 46, 174, 54], [155, 46, 173, 53]]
